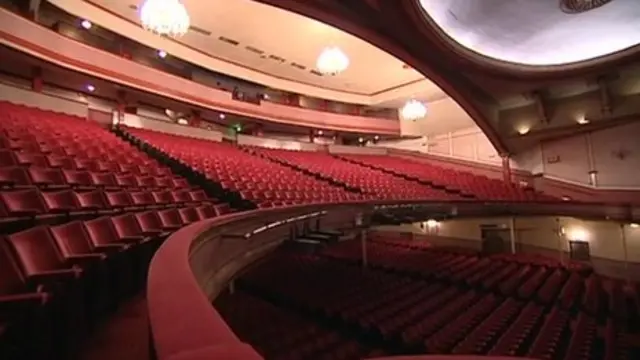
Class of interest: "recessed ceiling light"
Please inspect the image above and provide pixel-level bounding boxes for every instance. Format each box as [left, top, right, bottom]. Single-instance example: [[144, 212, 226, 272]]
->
[[158, 50, 167, 58], [219, 114, 225, 119], [317, 130, 323, 136], [86, 84, 95, 92], [358, 137, 364, 142], [81, 20, 92, 30], [374, 135, 380, 140]]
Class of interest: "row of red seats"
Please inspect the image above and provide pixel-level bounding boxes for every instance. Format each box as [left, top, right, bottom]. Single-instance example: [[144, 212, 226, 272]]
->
[[0, 165, 182, 190], [0, 149, 167, 176], [214, 290, 382, 360], [0, 203, 221, 358], [248, 146, 460, 201], [340, 153, 556, 202], [123, 127, 362, 207]]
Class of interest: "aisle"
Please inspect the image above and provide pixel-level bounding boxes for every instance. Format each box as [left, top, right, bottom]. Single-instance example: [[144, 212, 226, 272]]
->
[[79, 295, 149, 360]]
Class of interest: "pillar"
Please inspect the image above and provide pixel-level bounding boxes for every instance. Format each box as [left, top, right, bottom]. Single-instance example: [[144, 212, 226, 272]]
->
[[31, 66, 43, 92], [555, 218, 564, 264], [115, 90, 126, 126], [190, 110, 201, 128], [502, 155, 513, 185], [361, 228, 368, 268], [620, 224, 629, 283], [509, 217, 517, 254], [309, 129, 315, 143]]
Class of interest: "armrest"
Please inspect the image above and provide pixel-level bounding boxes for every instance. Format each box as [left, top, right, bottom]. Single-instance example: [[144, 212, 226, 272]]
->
[[67, 253, 106, 267], [95, 243, 130, 252], [0, 292, 49, 315], [119, 235, 146, 244], [30, 268, 82, 284]]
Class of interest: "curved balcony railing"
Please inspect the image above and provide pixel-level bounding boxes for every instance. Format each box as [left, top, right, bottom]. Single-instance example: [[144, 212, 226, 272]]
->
[[146, 199, 638, 360]]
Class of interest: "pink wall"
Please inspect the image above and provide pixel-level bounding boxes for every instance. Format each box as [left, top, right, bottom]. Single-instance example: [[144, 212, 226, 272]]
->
[[0, 9, 400, 136]]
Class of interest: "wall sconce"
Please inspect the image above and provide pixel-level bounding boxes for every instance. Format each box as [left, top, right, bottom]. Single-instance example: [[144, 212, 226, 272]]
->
[[566, 226, 589, 242], [517, 126, 530, 135]]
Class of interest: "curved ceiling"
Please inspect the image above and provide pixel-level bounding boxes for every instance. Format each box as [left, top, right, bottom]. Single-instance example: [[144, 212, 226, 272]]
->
[[419, 0, 640, 66]]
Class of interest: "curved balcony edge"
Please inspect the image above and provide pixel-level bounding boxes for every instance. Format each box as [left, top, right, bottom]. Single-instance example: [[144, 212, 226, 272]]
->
[[147, 200, 638, 360]]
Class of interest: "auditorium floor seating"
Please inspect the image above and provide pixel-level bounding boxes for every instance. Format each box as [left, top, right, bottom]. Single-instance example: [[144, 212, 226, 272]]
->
[[0, 101, 230, 359], [337, 154, 556, 202], [215, 236, 639, 360]]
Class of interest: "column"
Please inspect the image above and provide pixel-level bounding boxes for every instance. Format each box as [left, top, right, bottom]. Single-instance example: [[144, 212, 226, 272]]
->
[[360, 228, 368, 269], [115, 90, 126, 126], [509, 217, 517, 254], [620, 224, 629, 283], [31, 66, 43, 92], [308, 129, 315, 143], [555, 218, 564, 264], [190, 110, 201, 128], [502, 155, 513, 185]]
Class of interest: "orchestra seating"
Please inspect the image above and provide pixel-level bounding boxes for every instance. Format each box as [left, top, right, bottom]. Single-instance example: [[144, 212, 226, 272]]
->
[[338, 154, 556, 201], [220, 238, 638, 360], [0, 101, 227, 359], [248, 147, 461, 201], [122, 127, 364, 208]]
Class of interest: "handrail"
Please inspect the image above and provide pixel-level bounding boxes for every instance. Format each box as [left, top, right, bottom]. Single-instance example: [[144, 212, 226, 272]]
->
[[147, 200, 638, 360]]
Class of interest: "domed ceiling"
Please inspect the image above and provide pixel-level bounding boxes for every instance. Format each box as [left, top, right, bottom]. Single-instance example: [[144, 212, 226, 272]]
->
[[419, 0, 640, 66]]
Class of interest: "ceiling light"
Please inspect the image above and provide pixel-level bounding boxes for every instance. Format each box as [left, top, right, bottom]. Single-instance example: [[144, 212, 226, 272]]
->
[[425, 219, 439, 229], [316, 46, 349, 76], [317, 130, 323, 136], [577, 116, 589, 125], [631, 223, 639, 228], [400, 99, 427, 121], [158, 50, 167, 58], [219, 113, 225, 119], [140, 0, 190, 38], [358, 137, 364, 143], [81, 20, 92, 29], [86, 84, 95, 92], [177, 118, 188, 125], [374, 135, 380, 140], [517, 126, 530, 135]]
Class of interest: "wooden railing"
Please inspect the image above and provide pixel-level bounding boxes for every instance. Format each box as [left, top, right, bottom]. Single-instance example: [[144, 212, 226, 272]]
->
[[147, 200, 639, 360]]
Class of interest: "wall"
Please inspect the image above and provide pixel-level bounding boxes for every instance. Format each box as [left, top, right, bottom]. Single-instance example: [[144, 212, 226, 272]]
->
[[375, 216, 640, 280], [377, 126, 501, 165], [0, 81, 89, 117], [514, 122, 640, 189], [237, 134, 320, 151], [328, 144, 388, 155], [120, 112, 224, 142]]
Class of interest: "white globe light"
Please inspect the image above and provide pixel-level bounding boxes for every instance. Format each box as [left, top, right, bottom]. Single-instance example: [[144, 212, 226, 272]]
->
[[400, 99, 427, 121], [316, 46, 349, 76], [140, 0, 190, 38]]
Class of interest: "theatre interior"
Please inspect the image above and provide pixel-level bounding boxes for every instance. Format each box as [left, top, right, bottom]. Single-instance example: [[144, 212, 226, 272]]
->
[[1, 0, 640, 359]]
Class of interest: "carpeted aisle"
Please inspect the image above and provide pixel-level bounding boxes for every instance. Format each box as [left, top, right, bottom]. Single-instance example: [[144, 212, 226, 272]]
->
[[79, 295, 149, 360]]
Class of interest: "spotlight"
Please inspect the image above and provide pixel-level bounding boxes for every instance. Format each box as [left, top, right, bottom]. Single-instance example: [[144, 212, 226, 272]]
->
[[317, 130, 323, 136], [81, 20, 92, 30], [374, 135, 380, 140], [86, 84, 95, 92], [158, 50, 167, 58], [219, 113, 226, 119], [358, 137, 364, 143]]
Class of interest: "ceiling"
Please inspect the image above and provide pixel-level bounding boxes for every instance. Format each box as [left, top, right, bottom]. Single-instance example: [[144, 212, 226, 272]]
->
[[419, 0, 640, 66], [45, 0, 444, 106]]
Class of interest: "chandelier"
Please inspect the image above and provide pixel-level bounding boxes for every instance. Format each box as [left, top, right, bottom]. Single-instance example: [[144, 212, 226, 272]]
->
[[400, 99, 427, 121], [316, 46, 349, 76], [140, 0, 190, 38]]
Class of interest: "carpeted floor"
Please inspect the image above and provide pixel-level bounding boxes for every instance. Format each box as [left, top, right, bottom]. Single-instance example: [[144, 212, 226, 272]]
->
[[79, 295, 149, 360]]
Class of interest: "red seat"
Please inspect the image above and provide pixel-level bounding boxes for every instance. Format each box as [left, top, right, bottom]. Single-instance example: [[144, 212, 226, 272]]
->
[[0, 189, 47, 217], [134, 211, 171, 238], [0, 167, 32, 188], [41, 190, 80, 214], [156, 208, 184, 230], [62, 170, 93, 189], [28, 167, 68, 188], [178, 207, 200, 224], [14, 153, 47, 167], [0, 150, 17, 167], [74, 190, 110, 214]]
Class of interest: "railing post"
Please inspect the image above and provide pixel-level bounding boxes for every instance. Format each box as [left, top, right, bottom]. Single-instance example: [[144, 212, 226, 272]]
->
[[361, 228, 368, 269], [620, 223, 630, 283], [509, 216, 517, 254]]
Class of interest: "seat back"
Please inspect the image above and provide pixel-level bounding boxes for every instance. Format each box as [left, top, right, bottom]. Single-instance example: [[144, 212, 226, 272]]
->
[[178, 207, 200, 224], [6, 226, 66, 277], [74, 190, 108, 210], [41, 190, 79, 212], [0, 189, 46, 216], [105, 191, 132, 208], [195, 204, 216, 220], [0, 238, 27, 295], [134, 211, 163, 232], [83, 216, 120, 247], [50, 221, 94, 257], [110, 214, 143, 238], [157, 208, 183, 227]]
